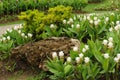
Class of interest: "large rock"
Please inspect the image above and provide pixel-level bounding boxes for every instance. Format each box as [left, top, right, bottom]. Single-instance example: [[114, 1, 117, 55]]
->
[[11, 37, 80, 69]]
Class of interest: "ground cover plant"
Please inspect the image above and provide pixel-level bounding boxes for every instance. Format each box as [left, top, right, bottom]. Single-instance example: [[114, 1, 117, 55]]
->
[[45, 12, 120, 80], [0, 0, 88, 16], [0, 5, 120, 80], [83, 0, 120, 13]]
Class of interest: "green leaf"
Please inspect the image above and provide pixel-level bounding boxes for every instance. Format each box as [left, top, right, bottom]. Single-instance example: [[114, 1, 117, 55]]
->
[[102, 59, 109, 72], [88, 40, 103, 63], [70, 50, 78, 60], [64, 65, 73, 76], [63, 28, 72, 37]]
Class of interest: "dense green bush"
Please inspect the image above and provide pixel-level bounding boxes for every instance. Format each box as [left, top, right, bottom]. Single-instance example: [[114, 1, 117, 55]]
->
[[18, 5, 72, 39], [0, 0, 88, 17]]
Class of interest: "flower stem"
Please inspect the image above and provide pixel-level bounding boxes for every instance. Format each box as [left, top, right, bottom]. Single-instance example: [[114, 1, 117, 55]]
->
[[106, 73, 110, 80]]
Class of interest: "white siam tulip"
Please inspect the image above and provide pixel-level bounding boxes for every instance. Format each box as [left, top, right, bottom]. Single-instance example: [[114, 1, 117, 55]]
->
[[19, 24, 23, 29], [84, 57, 90, 63], [117, 24, 120, 29], [90, 13, 95, 16], [103, 53, 109, 59], [115, 9, 119, 11], [108, 42, 113, 48], [18, 30, 21, 34], [97, 19, 101, 23], [67, 21, 70, 24], [105, 17, 109, 22], [102, 39, 108, 46], [4, 31, 7, 34], [28, 33, 32, 38], [94, 17, 97, 21], [111, 13, 114, 15], [114, 25, 119, 31], [108, 37, 113, 42], [87, 16, 91, 20], [76, 57, 80, 63], [85, 45, 89, 50], [109, 27, 113, 32], [73, 46, 78, 51], [116, 24, 120, 27], [74, 16, 76, 20], [7, 36, 10, 40], [116, 21, 120, 25], [69, 18, 73, 24], [50, 24, 55, 28], [2, 37, 6, 41], [117, 54, 120, 59], [79, 18, 82, 21], [71, 24, 74, 28], [52, 52, 57, 59], [77, 15, 80, 18], [83, 16, 86, 21], [82, 48, 86, 53], [94, 20, 99, 26], [63, 19, 67, 24], [25, 36, 27, 38], [79, 53, 84, 58], [59, 51, 64, 58], [89, 13, 93, 16], [14, 26, 19, 30], [114, 57, 119, 63], [7, 29, 12, 32], [67, 57, 72, 63], [89, 20, 93, 24], [76, 24, 80, 28], [111, 22, 114, 25], [21, 33, 25, 37]]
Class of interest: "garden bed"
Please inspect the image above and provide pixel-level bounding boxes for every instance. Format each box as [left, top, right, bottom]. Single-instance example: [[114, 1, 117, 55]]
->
[[0, 5, 120, 80]]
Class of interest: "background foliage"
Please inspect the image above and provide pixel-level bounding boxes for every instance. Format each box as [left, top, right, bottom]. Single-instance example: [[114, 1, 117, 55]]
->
[[0, 0, 88, 17]]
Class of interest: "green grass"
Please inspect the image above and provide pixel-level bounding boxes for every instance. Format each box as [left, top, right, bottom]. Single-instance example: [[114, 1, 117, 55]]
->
[[0, 20, 24, 27]]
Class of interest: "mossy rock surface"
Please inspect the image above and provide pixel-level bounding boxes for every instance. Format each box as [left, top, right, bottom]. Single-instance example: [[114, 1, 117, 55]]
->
[[11, 37, 80, 69]]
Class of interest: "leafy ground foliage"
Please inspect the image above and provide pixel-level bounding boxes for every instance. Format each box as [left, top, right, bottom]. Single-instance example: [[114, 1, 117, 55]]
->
[[83, 0, 120, 12], [0, 0, 87, 16], [0, 5, 120, 80]]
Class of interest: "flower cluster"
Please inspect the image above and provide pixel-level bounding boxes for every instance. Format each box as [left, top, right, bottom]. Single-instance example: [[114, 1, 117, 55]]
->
[[103, 53, 109, 59], [52, 51, 64, 60], [0, 24, 33, 46], [82, 45, 89, 53], [114, 53, 120, 63], [0, 36, 11, 42], [109, 21, 120, 32], [102, 37, 114, 49]]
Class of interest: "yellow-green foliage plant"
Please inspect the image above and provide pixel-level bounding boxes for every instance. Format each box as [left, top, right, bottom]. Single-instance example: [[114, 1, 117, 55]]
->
[[18, 5, 72, 40]]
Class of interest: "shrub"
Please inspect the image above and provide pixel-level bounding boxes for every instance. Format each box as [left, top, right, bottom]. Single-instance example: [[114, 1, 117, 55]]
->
[[18, 5, 72, 40]]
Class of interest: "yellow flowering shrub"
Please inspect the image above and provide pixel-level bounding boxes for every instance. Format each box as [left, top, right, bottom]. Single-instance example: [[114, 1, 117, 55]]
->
[[18, 5, 72, 40]]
